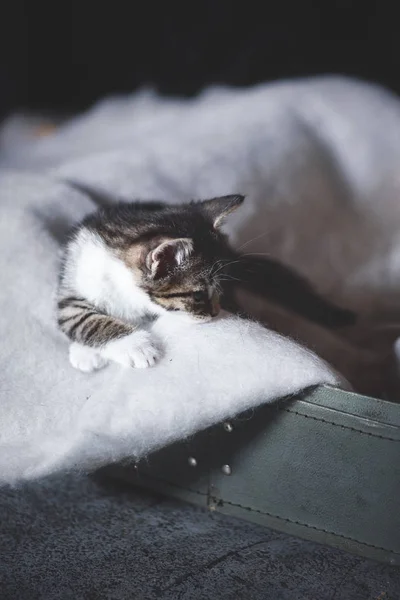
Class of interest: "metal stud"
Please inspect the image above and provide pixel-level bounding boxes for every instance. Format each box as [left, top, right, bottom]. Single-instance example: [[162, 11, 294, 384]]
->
[[223, 422, 233, 433], [188, 456, 197, 467], [221, 464, 232, 475]]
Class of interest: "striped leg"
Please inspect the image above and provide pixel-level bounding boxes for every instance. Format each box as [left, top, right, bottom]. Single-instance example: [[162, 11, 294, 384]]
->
[[57, 296, 133, 347], [57, 296, 161, 371]]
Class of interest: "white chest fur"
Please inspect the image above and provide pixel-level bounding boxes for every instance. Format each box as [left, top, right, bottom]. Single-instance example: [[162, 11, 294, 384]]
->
[[63, 229, 164, 322]]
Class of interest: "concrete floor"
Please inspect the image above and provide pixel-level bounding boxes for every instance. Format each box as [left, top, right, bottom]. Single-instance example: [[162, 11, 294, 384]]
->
[[0, 472, 399, 600]]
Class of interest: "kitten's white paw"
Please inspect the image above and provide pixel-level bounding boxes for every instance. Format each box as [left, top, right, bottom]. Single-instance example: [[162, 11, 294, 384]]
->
[[69, 343, 109, 373], [101, 331, 161, 368]]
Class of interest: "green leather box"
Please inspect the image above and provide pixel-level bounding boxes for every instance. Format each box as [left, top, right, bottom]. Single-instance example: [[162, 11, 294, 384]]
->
[[110, 386, 400, 565]]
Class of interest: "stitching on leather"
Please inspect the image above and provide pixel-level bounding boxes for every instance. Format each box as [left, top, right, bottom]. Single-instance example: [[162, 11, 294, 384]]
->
[[139, 471, 400, 556], [281, 408, 400, 442], [213, 496, 400, 556], [137, 408, 400, 557]]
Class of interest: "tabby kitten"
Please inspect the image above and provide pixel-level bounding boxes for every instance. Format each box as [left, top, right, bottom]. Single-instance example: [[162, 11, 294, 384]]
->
[[57, 195, 243, 372]]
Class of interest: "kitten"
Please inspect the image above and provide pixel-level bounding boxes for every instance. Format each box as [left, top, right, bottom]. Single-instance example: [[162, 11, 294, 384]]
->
[[57, 195, 243, 372], [58, 193, 355, 372]]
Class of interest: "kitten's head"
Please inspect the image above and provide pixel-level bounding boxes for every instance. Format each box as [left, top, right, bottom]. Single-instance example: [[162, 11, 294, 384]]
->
[[130, 194, 244, 321]]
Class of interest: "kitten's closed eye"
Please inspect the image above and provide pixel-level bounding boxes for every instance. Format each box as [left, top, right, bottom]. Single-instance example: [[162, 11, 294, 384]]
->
[[193, 291, 206, 303], [58, 193, 244, 372]]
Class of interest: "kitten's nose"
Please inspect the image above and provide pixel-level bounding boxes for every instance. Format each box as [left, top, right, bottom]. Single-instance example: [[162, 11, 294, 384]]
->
[[211, 293, 220, 317]]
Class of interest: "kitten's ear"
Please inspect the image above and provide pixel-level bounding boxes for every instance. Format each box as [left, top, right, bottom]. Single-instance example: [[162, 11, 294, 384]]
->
[[146, 238, 193, 278], [201, 194, 245, 229]]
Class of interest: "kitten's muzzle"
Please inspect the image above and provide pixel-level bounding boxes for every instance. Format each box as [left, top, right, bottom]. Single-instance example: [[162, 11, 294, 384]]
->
[[193, 297, 220, 321], [210, 301, 220, 318], [209, 291, 221, 318]]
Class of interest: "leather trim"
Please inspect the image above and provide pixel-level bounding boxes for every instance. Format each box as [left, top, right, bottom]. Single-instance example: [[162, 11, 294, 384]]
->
[[283, 408, 400, 442], [213, 495, 400, 556]]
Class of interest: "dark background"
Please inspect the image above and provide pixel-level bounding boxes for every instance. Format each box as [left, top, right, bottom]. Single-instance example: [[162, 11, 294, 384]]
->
[[1, 1, 398, 119]]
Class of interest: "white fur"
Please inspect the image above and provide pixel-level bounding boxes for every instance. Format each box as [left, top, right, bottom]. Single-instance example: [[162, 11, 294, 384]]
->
[[70, 333, 161, 372], [69, 343, 109, 372], [63, 229, 164, 322], [100, 330, 161, 369], [2, 76, 400, 483], [62, 229, 167, 369]]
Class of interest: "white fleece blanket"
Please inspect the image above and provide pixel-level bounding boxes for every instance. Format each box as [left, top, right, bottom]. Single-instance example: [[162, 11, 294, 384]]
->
[[2, 76, 400, 484]]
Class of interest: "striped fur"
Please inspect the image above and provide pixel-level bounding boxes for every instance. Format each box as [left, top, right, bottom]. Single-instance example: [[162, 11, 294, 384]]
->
[[57, 193, 356, 372], [57, 195, 244, 370], [57, 296, 133, 347]]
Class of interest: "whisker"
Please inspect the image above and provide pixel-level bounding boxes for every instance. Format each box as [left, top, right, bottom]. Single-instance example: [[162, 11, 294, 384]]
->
[[210, 259, 226, 277], [212, 259, 243, 276], [218, 275, 242, 283], [213, 252, 274, 277], [240, 252, 272, 258], [236, 230, 271, 251]]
